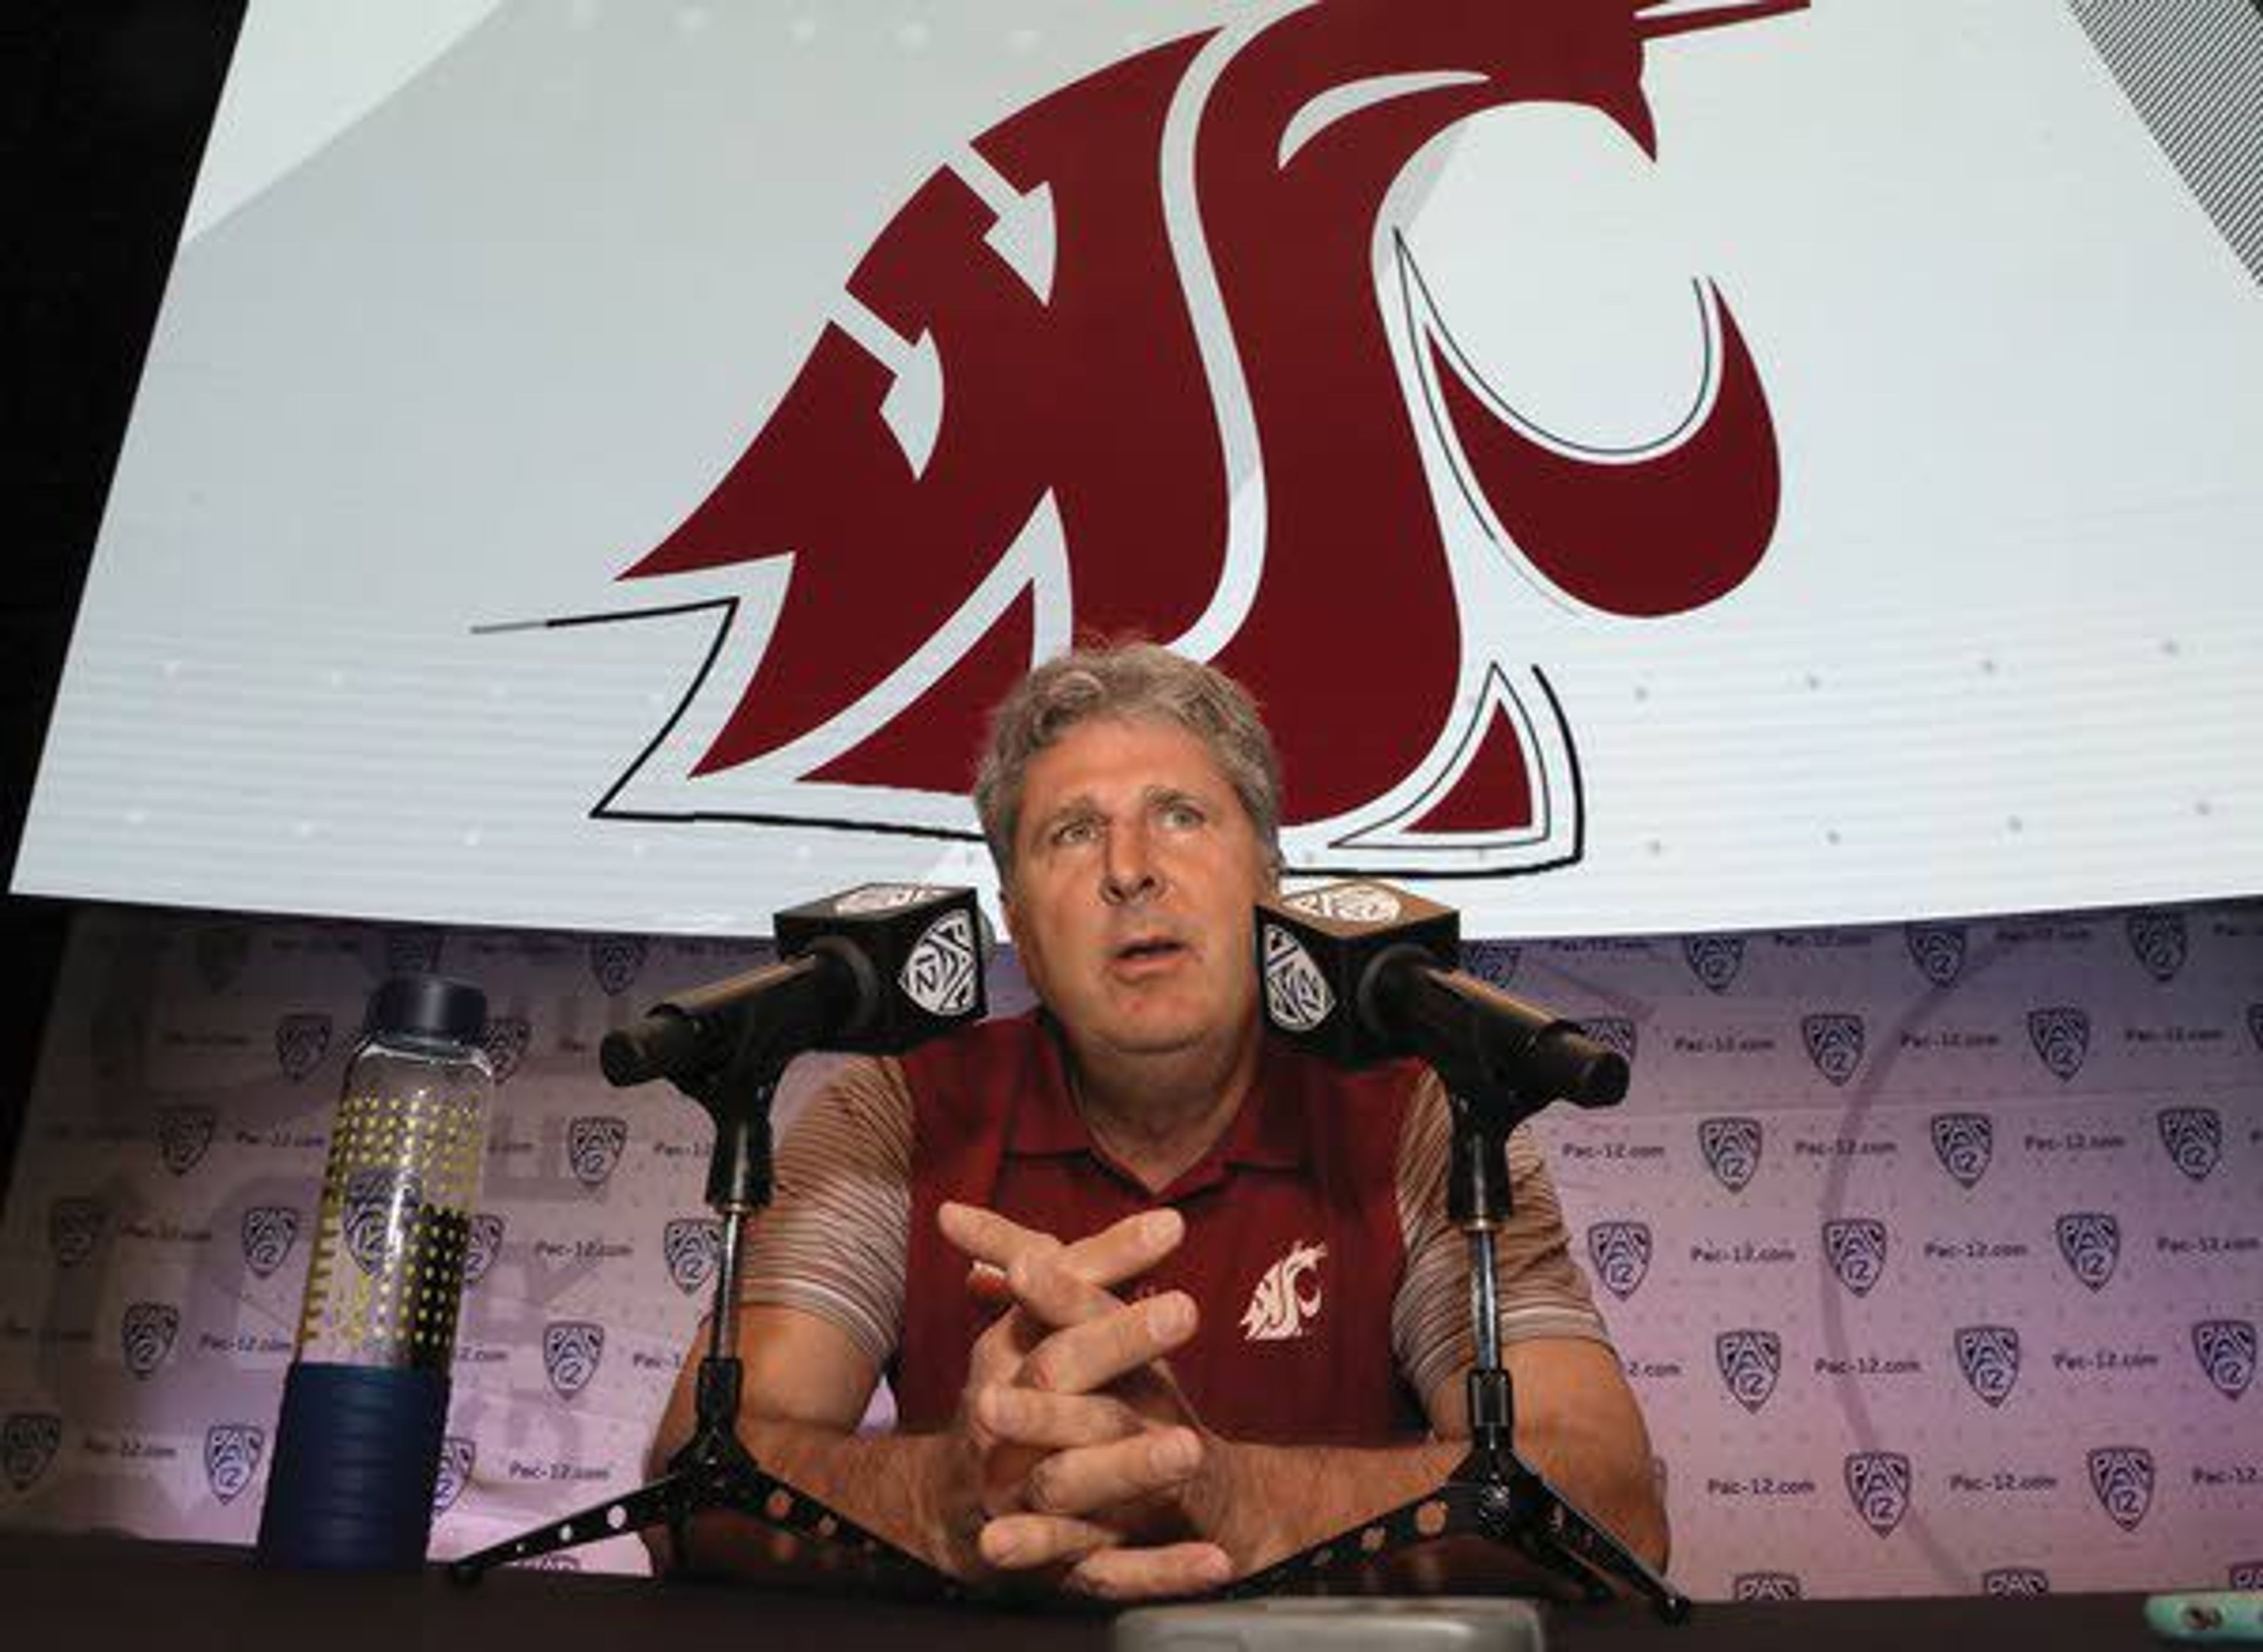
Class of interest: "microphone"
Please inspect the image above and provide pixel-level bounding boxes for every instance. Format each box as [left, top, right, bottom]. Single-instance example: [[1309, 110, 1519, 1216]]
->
[[1255, 880, 1627, 1113], [601, 883, 988, 1087]]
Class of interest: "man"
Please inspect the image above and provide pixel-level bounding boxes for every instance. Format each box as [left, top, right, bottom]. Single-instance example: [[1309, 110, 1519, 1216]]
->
[[647, 641, 1664, 1599]]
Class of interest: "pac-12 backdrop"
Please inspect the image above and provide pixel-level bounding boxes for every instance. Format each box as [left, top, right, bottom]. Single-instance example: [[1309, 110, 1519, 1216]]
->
[[9, 0, 2262, 937]]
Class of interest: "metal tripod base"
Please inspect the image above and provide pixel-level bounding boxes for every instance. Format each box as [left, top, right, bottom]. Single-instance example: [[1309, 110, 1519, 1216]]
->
[[1217, 1444, 1688, 1620], [446, 1399, 945, 1587]]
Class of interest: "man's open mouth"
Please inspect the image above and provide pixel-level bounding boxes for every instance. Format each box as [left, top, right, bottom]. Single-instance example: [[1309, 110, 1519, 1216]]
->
[[1114, 936, 1188, 964]]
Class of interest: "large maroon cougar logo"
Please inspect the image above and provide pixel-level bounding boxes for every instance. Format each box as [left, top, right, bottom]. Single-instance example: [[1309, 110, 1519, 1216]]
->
[[606, 0, 1799, 869]]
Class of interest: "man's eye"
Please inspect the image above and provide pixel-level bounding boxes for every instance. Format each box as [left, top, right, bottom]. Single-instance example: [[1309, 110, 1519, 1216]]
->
[[1053, 818, 1097, 847], [1162, 802, 1205, 830]]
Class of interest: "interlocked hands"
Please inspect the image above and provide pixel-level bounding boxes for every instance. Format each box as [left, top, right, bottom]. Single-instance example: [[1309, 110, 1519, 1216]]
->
[[934, 1201, 1248, 1600]]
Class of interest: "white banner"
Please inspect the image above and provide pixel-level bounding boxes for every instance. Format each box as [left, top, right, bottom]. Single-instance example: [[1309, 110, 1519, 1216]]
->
[[14, 0, 2262, 937]]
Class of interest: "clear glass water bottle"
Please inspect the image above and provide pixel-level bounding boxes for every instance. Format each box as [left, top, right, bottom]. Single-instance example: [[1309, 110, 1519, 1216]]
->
[[256, 974, 490, 1569]]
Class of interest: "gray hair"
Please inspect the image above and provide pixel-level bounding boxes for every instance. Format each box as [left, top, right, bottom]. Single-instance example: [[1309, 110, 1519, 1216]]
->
[[973, 641, 1284, 883]]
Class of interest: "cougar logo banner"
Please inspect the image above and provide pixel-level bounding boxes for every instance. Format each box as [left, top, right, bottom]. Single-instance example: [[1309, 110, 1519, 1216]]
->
[[1982, 1568, 2050, 1596], [2026, 1006, 2090, 1083], [588, 935, 648, 998], [1800, 1013, 1865, 1087], [1579, 1016, 1638, 1063], [1586, 1221, 1652, 1300], [193, 924, 251, 993], [47, 1197, 105, 1267], [1903, 923, 1968, 988], [2156, 1106, 2222, 1181], [273, 1012, 332, 1081], [542, 1321, 606, 1400], [662, 1218, 723, 1296], [1462, 940, 1521, 988], [2193, 1320, 2256, 1401], [1844, 1451, 1912, 1537], [599, 0, 1798, 875], [1682, 937, 1746, 994], [203, 1424, 263, 1505], [156, 1104, 216, 1176], [344, 1166, 423, 1274], [383, 926, 446, 978], [1239, 1239, 1327, 1342], [483, 1015, 533, 1085], [3, 1413, 62, 1491], [900, 909, 981, 1017], [1715, 1329, 1781, 1413], [1260, 924, 1334, 1034], [1954, 1325, 2021, 1408], [1823, 1219, 1887, 1298], [2124, 911, 2188, 982], [1929, 1112, 1993, 1189], [239, 1205, 301, 1280], [566, 1116, 628, 1189], [1732, 1573, 1802, 1601], [2087, 1446, 2153, 1532], [1698, 1116, 1762, 1192], [433, 1436, 475, 1513], [121, 1302, 180, 1379], [462, 1214, 504, 1287], [2054, 1212, 2120, 1292]]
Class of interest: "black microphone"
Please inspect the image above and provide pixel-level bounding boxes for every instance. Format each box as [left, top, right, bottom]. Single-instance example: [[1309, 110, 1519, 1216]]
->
[[1255, 879, 1627, 1112], [602, 883, 988, 1087]]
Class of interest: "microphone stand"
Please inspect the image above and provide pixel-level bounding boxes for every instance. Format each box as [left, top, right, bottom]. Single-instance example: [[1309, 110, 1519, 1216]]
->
[[448, 1011, 950, 1589], [1219, 1084, 1690, 1621]]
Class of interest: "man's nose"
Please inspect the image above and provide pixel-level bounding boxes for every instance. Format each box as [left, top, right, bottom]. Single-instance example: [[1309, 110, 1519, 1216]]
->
[[1100, 820, 1163, 906]]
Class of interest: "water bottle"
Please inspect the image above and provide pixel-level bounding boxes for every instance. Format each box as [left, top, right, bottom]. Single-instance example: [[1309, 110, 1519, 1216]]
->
[[256, 974, 490, 1569]]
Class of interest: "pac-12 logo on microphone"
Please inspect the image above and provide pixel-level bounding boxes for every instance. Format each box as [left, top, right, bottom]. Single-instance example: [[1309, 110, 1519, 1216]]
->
[[568, 0, 1802, 876], [901, 909, 980, 1017], [1260, 925, 1334, 1034]]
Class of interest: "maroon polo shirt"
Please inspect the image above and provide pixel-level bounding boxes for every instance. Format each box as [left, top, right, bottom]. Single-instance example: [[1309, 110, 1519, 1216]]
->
[[890, 1011, 1427, 1443]]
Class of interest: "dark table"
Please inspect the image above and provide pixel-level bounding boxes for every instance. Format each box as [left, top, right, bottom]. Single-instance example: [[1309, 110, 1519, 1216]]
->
[[0, 1531, 2167, 1651]]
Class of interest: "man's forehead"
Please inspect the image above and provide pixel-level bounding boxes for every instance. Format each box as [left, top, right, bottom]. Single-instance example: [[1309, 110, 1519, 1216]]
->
[[1020, 717, 1235, 815]]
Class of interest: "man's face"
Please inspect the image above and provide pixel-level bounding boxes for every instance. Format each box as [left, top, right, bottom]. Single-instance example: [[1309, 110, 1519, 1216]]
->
[[1004, 715, 1275, 1069]]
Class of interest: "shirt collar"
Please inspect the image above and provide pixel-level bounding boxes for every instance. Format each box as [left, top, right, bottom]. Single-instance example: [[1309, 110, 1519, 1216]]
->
[[1006, 1013, 1309, 1182]]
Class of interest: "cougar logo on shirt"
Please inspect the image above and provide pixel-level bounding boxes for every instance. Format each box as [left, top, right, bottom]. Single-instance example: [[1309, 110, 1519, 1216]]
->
[[590, 0, 1800, 873], [1241, 1240, 1327, 1342]]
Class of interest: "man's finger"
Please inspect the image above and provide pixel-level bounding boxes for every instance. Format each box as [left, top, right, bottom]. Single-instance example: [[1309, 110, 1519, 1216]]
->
[[974, 1384, 1145, 1451], [1021, 1292, 1198, 1396], [1064, 1541, 1235, 1602], [978, 1511, 1120, 1572], [1023, 1428, 1205, 1518], [942, 1202, 1182, 1299]]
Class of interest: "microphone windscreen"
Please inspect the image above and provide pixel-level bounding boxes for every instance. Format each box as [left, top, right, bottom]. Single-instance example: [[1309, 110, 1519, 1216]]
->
[[773, 883, 988, 1054], [1255, 880, 1459, 1067]]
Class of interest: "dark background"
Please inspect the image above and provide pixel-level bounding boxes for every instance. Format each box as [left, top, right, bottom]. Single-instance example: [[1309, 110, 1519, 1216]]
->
[[1, 2, 246, 1200]]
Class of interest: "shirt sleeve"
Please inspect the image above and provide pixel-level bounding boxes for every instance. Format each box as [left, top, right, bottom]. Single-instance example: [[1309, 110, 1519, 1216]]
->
[[732, 1054, 912, 1373], [1392, 1069, 1612, 1409]]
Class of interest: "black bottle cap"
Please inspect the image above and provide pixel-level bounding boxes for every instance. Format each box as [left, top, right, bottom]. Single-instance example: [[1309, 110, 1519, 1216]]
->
[[365, 974, 487, 1047]]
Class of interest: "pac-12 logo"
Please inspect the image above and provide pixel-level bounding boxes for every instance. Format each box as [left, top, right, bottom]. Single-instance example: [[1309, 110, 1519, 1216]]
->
[[2026, 1007, 2090, 1083], [1823, 1219, 1887, 1297], [1928, 1112, 1993, 1189], [2193, 1320, 2256, 1401], [4, 1413, 63, 1491], [274, 1013, 332, 1081], [204, 1424, 265, 1505], [1698, 1117, 1763, 1192], [433, 1436, 476, 1513], [1714, 1330, 1781, 1413], [568, 1117, 629, 1188], [156, 1104, 217, 1176], [2055, 1213, 2120, 1292], [1953, 1325, 2021, 1408], [570, 0, 1803, 875], [2087, 1446, 2153, 1531], [662, 1218, 723, 1295], [1844, 1451, 1911, 1537], [542, 1322, 606, 1400], [48, 1197, 107, 1267], [1586, 1221, 1652, 1300], [1733, 1573, 1802, 1601], [1904, 923, 1967, 987], [463, 1214, 505, 1285], [240, 1205, 302, 1279], [121, 1302, 180, 1379], [2157, 1106, 2222, 1181], [1982, 1568, 2049, 1595], [1800, 1013, 1865, 1086], [589, 935, 649, 997]]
